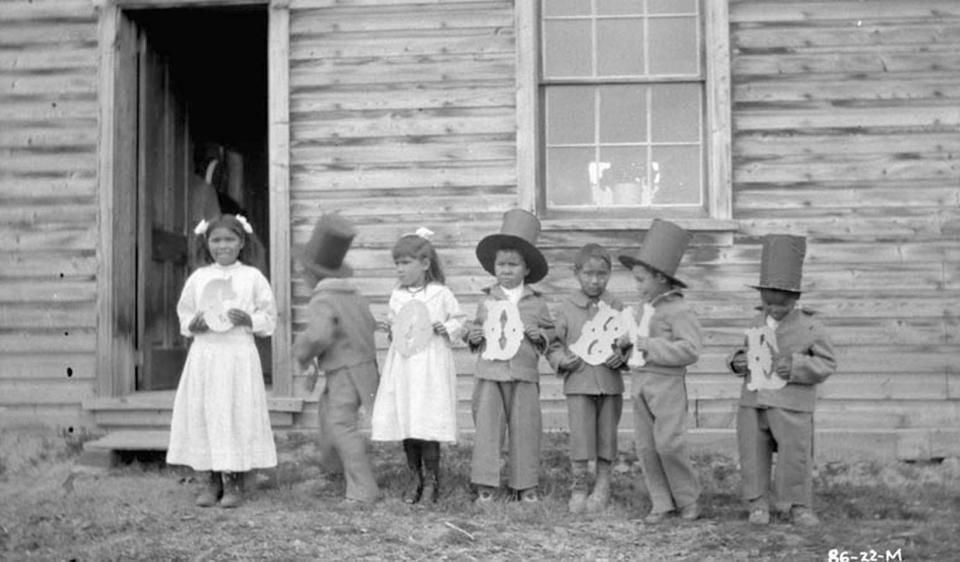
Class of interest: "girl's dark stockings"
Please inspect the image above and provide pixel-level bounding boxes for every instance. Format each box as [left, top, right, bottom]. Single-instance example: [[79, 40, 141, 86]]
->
[[403, 439, 441, 504]]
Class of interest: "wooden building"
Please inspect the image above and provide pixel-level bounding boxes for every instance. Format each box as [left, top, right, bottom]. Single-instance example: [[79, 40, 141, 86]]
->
[[1, 0, 957, 460]]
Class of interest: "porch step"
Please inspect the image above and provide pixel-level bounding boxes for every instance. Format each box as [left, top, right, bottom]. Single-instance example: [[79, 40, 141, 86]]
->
[[85, 429, 171, 451], [77, 430, 171, 469], [82, 391, 305, 431]]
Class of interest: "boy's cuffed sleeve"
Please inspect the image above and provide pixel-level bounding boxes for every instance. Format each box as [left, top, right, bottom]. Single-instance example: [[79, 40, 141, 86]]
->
[[249, 271, 277, 337], [787, 330, 837, 385], [292, 299, 337, 369], [466, 299, 487, 352], [530, 300, 555, 354], [640, 309, 702, 369]]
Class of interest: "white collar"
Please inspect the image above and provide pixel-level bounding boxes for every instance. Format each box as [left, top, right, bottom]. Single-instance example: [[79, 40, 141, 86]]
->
[[500, 283, 524, 304]]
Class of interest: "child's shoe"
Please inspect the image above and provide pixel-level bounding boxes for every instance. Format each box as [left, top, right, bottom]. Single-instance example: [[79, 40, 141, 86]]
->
[[403, 471, 424, 504], [679, 501, 701, 521], [585, 460, 612, 513], [474, 486, 496, 505], [195, 471, 223, 507], [748, 498, 770, 525], [518, 487, 539, 503], [790, 506, 820, 527], [219, 472, 244, 508], [568, 461, 589, 514], [643, 510, 669, 524], [421, 468, 440, 504]]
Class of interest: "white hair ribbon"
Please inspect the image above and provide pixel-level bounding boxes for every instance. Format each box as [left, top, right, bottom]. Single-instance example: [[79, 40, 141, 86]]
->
[[193, 219, 210, 236], [414, 226, 434, 240], [235, 215, 254, 234]]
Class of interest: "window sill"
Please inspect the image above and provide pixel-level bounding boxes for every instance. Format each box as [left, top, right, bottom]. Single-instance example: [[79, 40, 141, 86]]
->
[[540, 217, 739, 232]]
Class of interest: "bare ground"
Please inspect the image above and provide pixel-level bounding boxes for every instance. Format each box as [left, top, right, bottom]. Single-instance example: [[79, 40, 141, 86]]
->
[[1, 431, 958, 561]]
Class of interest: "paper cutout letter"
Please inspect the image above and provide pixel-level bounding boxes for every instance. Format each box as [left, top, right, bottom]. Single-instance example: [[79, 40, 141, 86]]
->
[[481, 300, 524, 361], [570, 301, 626, 366], [198, 277, 238, 332], [623, 303, 655, 368], [745, 325, 785, 390], [393, 299, 434, 357]]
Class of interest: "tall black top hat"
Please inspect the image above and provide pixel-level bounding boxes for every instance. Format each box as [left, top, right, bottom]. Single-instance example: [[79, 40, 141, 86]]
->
[[618, 218, 691, 288], [750, 234, 806, 293], [299, 213, 356, 279], [476, 209, 549, 284]]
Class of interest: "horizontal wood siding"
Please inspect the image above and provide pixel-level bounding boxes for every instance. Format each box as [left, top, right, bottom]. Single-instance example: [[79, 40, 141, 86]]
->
[[286, 0, 520, 397], [0, 0, 99, 431], [284, 0, 960, 459], [727, 0, 960, 455]]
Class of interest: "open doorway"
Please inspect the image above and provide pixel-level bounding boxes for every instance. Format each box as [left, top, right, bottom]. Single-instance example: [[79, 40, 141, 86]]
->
[[121, 6, 270, 391]]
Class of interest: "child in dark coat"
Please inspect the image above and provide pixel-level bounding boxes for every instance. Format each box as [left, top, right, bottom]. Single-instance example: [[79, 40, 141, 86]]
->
[[618, 219, 702, 524], [728, 234, 837, 526], [293, 214, 380, 504], [465, 209, 554, 503], [547, 244, 628, 513]]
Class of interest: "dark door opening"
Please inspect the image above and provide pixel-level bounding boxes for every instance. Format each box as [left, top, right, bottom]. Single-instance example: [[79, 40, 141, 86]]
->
[[126, 6, 270, 391]]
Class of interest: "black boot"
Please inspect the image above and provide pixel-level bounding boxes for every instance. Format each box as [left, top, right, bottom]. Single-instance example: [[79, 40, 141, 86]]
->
[[220, 471, 245, 508], [402, 439, 424, 504], [421, 441, 441, 504], [195, 471, 223, 507]]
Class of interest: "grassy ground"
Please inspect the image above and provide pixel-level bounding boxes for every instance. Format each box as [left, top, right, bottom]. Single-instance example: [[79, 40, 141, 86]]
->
[[1, 431, 958, 561]]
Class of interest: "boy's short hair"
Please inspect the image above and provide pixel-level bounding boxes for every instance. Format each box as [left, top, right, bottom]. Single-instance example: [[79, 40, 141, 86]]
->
[[573, 243, 611, 270]]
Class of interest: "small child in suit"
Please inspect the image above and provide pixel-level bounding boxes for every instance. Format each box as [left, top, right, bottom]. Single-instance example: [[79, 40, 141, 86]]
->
[[728, 234, 837, 526], [465, 209, 554, 503], [293, 214, 381, 504], [618, 219, 702, 524], [547, 243, 628, 514]]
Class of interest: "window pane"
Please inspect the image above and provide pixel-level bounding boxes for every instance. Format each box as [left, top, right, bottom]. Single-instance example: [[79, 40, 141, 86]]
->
[[597, 19, 644, 76], [546, 87, 595, 145], [650, 146, 701, 205], [598, 146, 649, 206], [649, 0, 697, 14], [543, 20, 593, 77], [650, 84, 700, 143], [597, 0, 643, 16], [649, 17, 699, 75], [543, 0, 591, 17], [547, 147, 595, 206], [599, 85, 646, 143]]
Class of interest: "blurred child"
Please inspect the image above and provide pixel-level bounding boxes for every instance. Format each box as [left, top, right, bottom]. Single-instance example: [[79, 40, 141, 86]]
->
[[371, 227, 465, 504], [293, 214, 380, 504], [728, 234, 837, 526], [547, 243, 628, 513], [465, 209, 554, 503], [618, 219, 702, 523], [167, 214, 277, 508]]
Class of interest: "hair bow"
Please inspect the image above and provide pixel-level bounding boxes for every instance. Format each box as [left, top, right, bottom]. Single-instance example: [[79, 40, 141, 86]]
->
[[414, 227, 434, 240], [235, 215, 254, 234], [193, 219, 209, 236]]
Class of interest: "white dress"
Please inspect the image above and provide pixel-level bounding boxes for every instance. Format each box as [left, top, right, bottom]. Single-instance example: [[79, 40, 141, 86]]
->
[[371, 283, 464, 443], [166, 261, 278, 472]]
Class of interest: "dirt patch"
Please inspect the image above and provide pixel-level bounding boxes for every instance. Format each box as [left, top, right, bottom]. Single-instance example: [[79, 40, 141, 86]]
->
[[1, 431, 958, 560]]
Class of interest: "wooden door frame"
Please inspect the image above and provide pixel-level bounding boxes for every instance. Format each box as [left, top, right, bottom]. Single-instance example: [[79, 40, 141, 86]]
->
[[95, 0, 292, 397]]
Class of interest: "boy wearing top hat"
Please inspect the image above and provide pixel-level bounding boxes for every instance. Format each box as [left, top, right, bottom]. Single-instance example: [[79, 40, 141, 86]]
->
[[617, 219, 702, 524], [465, 209, 554, 503], [293, 214, 380, 504], [728, 234, 837, 527]]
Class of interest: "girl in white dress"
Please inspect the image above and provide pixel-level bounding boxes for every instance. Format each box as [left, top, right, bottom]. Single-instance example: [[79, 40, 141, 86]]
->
[[166, 214, 278, 508], [371, 227, 464, 504]]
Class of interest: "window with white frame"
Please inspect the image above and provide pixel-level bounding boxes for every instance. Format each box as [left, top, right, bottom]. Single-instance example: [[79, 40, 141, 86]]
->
[[535, 0, 726, 217]]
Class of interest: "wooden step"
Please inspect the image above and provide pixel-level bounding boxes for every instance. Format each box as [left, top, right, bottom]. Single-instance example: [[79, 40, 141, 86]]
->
[[81, 390, 305, 430]]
